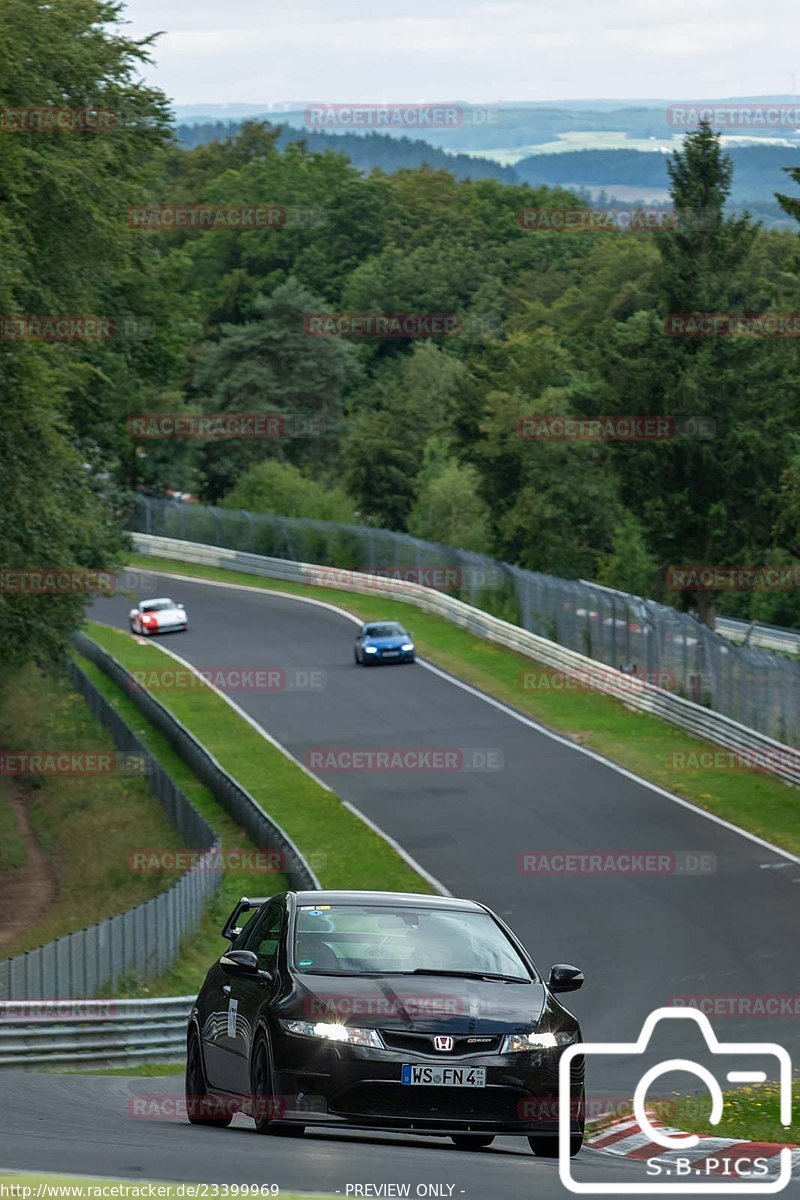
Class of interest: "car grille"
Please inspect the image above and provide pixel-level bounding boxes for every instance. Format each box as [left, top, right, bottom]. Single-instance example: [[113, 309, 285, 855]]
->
[[331, 1083, 526, 1125], [379, 1030, 502, 1056]]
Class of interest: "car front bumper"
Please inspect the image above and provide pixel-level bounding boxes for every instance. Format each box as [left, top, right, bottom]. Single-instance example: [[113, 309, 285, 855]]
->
[[268, 1040, 583, 1136]]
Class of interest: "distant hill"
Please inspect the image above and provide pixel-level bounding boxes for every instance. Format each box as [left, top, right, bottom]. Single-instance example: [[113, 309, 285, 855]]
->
[[514, 144, 800, 208], [174, 122, 519, 184]]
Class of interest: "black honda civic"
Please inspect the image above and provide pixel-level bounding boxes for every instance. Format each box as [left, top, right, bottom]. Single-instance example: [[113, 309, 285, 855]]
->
[[186, 890, 585, 1156]]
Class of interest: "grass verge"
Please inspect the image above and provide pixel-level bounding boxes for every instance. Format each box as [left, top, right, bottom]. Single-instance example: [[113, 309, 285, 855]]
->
[[125, 553, 800, 858], [0, 664, 188, 958], [670, 1080, 800, 1144], [76, 625, 432, 996]]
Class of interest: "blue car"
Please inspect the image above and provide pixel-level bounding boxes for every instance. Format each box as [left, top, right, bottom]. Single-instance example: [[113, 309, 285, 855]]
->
[[354, 621, 415, 665]]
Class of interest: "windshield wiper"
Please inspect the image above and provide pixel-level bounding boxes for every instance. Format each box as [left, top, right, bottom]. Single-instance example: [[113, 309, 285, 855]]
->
[[408, 969, 530, 983]]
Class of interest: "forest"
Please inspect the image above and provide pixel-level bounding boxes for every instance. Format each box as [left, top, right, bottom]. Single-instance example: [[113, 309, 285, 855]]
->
[[4, 0, 800, 684]]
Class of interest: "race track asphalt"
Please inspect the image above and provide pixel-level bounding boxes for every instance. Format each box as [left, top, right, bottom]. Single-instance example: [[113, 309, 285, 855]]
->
[[3, 567, 796, 1195]]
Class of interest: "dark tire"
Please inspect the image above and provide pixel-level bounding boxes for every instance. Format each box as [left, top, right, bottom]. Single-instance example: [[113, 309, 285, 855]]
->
[[185, 1031, 232, 1127], [528, 1133, 583, 1158], [529, 1089, 584, 1158], [450, 1135, 494, 1150], [250, 1035, 277, 1134]]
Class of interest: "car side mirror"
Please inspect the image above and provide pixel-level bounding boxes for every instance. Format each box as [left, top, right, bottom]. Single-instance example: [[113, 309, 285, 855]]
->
[[176, 602, 185, 609], [220, 949, 259, 974], [548, 964, 584, 993]]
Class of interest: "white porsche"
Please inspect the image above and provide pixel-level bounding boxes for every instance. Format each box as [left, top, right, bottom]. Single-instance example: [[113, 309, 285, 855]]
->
[[129, 597, 187, 636]]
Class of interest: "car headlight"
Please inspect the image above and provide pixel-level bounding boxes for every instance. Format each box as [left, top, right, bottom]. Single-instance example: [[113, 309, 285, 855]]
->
[[401, 643, 414, 651], [279, 1020, 382, 1048], [365, 646, 378, 653], [501, 1030, 578, 1053]]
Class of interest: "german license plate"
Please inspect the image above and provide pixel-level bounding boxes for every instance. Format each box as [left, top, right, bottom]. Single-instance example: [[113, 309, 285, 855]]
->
[[401, 1064, 486, 1087], [382, 650, 400, 657]]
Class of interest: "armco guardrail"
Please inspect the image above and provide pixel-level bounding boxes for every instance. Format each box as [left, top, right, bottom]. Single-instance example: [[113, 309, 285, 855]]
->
[[716, 616, 800, 656], [75, 632, 322, 892], [131, 496, 800, 747], [0, 662, 221, 1002], [130, 533, 800, 789], [0, 996, 192, 1068]]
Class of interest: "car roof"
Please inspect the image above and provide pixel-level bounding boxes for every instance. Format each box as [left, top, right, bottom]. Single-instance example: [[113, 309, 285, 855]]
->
[[363, 620, 404, 629], [141, 597, 174, 605], [290, 890, 484, 912]]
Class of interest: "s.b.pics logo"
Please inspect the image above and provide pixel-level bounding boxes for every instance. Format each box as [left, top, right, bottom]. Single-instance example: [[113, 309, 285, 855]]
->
[[559, 1007, 793, 1194]]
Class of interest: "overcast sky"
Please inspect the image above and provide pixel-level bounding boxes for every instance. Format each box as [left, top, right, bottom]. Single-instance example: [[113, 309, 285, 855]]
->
[[119, 0, 798, 107]]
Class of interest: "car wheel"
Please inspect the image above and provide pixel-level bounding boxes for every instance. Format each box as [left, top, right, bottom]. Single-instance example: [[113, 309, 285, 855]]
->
[[528, 1132, 583, 1158], [129, 620, 136, 633], [529, 1089, 584, 1158], [250, 1034, 278, 1134], [450, 1135, 494, 1150], [185, 1031, 232, 1127]]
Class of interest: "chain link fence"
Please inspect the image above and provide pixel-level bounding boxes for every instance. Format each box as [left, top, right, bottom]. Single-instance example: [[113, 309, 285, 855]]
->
[[0, 660, 222, 1001], [131, 495, 800, 747]]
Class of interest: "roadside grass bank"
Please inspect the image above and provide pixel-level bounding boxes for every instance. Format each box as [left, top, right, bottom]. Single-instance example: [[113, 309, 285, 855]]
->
[[125, 554, 800, 858], [669, 1080, 800, 1144], [78, 625, 433, 990], [0, 664, 188, 958]]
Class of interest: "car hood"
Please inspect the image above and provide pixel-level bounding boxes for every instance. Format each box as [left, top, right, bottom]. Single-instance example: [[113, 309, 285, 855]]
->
[[143, 606, 183, 622], [287, 974, 547, 1033], [363, 636, 410, 648]]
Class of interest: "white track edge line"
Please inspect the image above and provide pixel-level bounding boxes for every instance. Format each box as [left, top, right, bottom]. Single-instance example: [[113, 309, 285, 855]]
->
[[94, 613, 450, 895], [124, 565, 800, 868]]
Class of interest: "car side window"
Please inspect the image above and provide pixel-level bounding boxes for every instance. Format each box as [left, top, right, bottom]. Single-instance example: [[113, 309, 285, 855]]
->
[[243, 903, 284, 971]]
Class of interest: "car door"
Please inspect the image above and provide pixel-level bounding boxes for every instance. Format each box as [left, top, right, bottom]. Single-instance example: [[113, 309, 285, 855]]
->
[[222, 901, 286, 1095], [200, 905, 263, 1092]]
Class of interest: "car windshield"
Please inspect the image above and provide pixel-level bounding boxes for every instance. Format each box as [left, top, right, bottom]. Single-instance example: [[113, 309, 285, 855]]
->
[[141, 599, 174, 611], [364, 623, 406, 638], [293, 904, 532, 979]]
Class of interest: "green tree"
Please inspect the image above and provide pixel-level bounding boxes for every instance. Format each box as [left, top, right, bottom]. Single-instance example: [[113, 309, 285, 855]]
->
[[221, 459, 357, 522], [407, 441, 492, 552], [0, 0, 173, 678]]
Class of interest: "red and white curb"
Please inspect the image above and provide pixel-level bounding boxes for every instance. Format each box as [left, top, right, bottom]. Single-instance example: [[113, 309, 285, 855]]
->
[[587, 1113, 800, 1180]]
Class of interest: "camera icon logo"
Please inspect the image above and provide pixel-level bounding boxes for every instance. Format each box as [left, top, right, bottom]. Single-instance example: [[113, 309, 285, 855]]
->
[[559, 1007, 793, 1194]]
